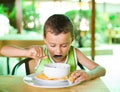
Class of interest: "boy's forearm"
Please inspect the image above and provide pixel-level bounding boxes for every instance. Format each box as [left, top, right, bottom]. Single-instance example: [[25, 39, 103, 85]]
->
[[0, 46, 27, 57], [87, 65, 106, 80]]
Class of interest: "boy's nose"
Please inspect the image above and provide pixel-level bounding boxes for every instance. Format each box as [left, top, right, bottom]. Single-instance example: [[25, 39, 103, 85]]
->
[[56, 47, 62, 54]]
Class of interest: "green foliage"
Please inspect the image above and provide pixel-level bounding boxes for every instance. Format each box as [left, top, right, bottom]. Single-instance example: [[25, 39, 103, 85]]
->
[[78, 10, 91, 19], [8, 6, 16, 28], [0, 4, 8, 16], [65, 9, 91, 47], [109, 13, 120, 27], [65, 9, 91, 22], [0, 4, 16, 28], [65, 10, 78, 21], [22, 0, 41, 32]]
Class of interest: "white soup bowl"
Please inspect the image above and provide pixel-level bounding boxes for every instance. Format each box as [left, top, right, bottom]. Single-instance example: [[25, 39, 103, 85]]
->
[[43, 63, 70, 79]]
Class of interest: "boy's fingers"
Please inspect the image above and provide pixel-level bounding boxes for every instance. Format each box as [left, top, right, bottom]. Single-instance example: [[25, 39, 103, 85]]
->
[[39, 55, 48, 59], [42, 55, 48, 59]]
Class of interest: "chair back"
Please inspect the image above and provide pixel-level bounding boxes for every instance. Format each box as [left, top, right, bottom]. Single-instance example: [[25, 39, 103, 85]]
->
[[11, 58, 85, 75], [11, 58, 33, 75]]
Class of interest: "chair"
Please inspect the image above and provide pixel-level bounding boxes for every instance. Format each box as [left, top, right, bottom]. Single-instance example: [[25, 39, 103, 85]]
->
[[11, 58, 85, 75], [11, 58, 33, 75], [78, 62, 85, 70]]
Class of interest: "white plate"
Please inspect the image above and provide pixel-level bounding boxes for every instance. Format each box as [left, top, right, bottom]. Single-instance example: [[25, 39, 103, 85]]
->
[[23, 73, 81, 88]]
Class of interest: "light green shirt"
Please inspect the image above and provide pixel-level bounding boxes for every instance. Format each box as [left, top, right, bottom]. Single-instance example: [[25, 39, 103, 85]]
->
[[35, 46, 77, 73]]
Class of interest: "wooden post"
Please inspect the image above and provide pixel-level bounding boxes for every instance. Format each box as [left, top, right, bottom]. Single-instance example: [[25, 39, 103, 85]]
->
[[91, 0, 95, 60], [15, 0, 22, 33]]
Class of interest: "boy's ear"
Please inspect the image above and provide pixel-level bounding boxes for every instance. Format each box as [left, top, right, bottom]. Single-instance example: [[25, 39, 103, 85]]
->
[[71, 37, 74, 42]]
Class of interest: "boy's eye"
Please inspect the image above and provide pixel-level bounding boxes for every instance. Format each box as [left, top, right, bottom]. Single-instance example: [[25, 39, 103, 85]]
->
[[62, 44, 67, 47], [50, 44, 55, 47]]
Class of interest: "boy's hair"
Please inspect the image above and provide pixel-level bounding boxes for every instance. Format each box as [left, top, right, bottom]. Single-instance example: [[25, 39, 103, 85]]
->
[[43, 14, 74, 37]]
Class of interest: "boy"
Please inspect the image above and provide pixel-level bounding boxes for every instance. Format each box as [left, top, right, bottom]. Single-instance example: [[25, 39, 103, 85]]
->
[[0, 14, 106, 83]]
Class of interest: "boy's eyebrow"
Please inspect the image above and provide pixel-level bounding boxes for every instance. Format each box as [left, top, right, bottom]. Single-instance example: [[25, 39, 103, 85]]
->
[[62, 42, 70, 44], [60, 42, 71, 45], [49, 42, 70, 45]]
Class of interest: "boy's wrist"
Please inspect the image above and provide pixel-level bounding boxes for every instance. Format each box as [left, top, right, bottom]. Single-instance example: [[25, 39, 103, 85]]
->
[[20, 49, 29, 57], [87, 70, 94, 80], [87, 65, 106, 80]]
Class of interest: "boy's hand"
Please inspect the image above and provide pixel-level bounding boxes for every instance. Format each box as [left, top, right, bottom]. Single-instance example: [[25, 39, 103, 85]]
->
[[26, 46, 47, 61], [69, 70, 89, 83]]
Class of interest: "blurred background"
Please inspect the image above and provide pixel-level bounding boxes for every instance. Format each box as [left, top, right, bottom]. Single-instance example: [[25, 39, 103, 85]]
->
[[0, 0, 120, 92]]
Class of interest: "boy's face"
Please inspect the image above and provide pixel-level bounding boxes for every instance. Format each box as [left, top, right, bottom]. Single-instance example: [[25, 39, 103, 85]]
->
[[44, 31, 73, 62]]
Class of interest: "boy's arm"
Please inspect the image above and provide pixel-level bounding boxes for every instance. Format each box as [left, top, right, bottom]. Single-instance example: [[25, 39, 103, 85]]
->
[[72, 48, 106, 82], [0, 45, 28, 57], [87, 65, 106, 80], [0, 45, 47, 60], [69, 65, 106, 83]]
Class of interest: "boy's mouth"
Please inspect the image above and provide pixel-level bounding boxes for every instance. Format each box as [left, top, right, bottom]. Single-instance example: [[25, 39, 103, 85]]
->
[[53, 55, 62, 59]]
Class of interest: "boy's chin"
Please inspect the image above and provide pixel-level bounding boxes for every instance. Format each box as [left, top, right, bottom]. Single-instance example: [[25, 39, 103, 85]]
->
[[53, 58, 65, 63]]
